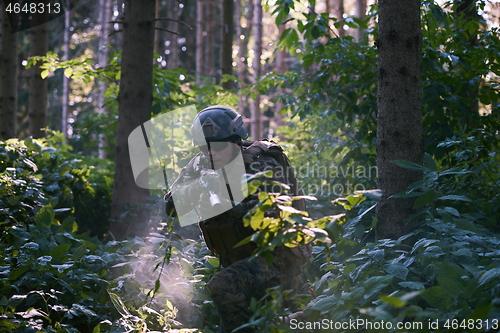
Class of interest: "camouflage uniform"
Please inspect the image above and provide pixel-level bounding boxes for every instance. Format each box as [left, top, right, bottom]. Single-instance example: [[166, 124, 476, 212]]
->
[[166, 140, 303, 333]]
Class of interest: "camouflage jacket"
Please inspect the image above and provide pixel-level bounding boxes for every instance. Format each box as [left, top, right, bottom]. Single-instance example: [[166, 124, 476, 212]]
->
[[165, 140, 288, 266]]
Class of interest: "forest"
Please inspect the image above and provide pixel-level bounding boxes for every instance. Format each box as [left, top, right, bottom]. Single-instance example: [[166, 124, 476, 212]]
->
[[0, 0, 500, 332]]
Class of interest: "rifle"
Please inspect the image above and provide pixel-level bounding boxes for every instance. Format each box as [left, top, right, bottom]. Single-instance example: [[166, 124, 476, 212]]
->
[[199, 169, 223, 214]]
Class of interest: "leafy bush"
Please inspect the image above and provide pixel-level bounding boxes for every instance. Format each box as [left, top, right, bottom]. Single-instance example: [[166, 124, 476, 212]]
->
[[0, 205, 111, 332], [294, 158, 500, 332], [0, 136, 113, 238]]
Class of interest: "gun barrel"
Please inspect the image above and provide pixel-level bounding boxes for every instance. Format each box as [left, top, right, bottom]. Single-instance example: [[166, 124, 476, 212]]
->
[[209, 191, 223, 210]]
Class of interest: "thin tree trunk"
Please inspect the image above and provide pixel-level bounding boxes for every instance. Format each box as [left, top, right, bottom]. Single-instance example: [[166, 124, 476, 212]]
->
[[97, 0, 113, 158], [246, 0, 254, 50], [196, 0, 203, 84], [28, 12, 49, 139], [0, 1, 18, 139], [376, 0, 423, 241], [455, 0, 480, 117], [251, 0, 262, 140], [221, 0, 234, 89], [167, 0, 179, 69], [62, 0, 70, 138], [335, 0, 345, 38], [355, 0, 367, 43], [236, 0, 244, 112], [154, 0, 161, 55], [206, 0, 215, 77], [275, 23, 286, 130], [110, 0, 156, 239]]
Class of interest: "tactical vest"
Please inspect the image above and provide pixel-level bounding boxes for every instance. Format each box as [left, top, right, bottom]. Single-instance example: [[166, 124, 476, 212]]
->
[[199, 139, 312, 267]]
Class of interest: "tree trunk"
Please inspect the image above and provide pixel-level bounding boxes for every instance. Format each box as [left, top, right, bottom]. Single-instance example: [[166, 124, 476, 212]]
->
[[28, 12, 49, 139], [236, 0, 244, 112], [455, 0, 480, 117], [376, 0, 423, 241], [221, 0, 234, 89], [195, 0, 203, 84], [179, 0, 196, 74], [154, 0, 161, 55], [275, 23, 286, 130], [251, 0, 262, 140], [0, 2, 18, 139], [355, 0, 367, 43], [335, 0, 345, 38], [205, 0, 215, 77], [62, 0, 70, 138], [110, 0, 156, 239], [167, 0, 179, 69], [97, 0, 113, 158]]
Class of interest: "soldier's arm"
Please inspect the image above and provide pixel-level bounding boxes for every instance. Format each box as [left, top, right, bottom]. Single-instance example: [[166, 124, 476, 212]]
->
[[165, 155, 205, 217]]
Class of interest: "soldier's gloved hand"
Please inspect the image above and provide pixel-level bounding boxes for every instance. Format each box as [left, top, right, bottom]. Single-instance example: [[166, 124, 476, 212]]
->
[[199, 170, 221, 192], [197, 192, 231, 219], [197, 192, 214, 218]]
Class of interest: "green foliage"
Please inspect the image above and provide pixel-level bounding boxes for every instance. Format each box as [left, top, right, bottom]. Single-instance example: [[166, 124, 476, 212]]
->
[[421, 1, 500, 154], [25, 51, 197, 157], [303, 193, 500, 332], [0, 204, 110, 332], [0, 135, 113, 238], [260, 0, 500, 218], [11, 1, 500, 332], [0, 138, 217, 331]]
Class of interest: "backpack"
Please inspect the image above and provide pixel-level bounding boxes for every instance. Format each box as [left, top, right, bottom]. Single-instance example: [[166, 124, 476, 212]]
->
[[241, 140, 312, 266], [241, 139, 305, 210]]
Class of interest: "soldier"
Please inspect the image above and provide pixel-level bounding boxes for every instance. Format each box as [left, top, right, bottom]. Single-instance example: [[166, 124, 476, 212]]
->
[[165, 105, 310, 332]]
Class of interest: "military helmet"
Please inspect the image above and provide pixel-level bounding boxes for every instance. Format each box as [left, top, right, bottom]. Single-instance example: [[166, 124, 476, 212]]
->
[[191, 105, 248, 146]]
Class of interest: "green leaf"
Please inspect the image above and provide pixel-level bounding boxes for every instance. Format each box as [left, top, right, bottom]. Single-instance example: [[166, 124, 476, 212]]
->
[[356, 189, 382, 201], [386, 263, 409, 280], [413, 190, 435, 208], [72, 243, 87, 261], [399, 281, 425, 290], [392, 160, 429, 172], [277, 204, 306, 215], [437, 195, 471, 202], [343, 263, 356, 275], [436, 274, 464, 296], [206, 256, 220, 268], [423, 153, 437, 171], [108, 292, 131, 318], [361, 275, 393, 299], [443, 206, 460, 217], [311, 295, 338, 311], [421, 286, 452, 309], [64, 67, 73, 78], [466, 304, 493, 321], [380, 295, 406, 308], [478, 268, 500, 286], [423, 245, 444, 258], [411, 238, 438, 254], [35, 205, 56, 228], [40, 69, 49, 79], [50, 243, 71, 261]]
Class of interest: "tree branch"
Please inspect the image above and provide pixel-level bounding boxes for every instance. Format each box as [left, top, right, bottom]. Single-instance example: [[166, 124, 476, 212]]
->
[[154, 17, 193, 30], [155, 27, 179, 35]]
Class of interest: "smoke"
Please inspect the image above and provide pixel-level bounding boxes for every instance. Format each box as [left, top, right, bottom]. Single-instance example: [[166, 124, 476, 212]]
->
[[125, 197, 204, 328]]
